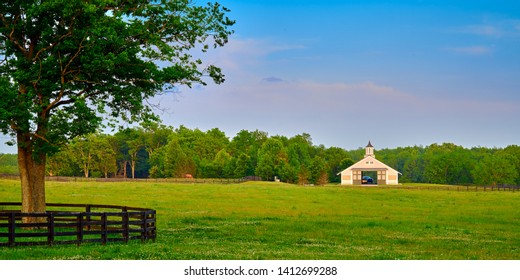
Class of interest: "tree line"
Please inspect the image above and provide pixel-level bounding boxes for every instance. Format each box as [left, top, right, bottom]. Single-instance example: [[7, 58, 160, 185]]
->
[[1, 123, 519, 186], [44, 122, 354, 185]]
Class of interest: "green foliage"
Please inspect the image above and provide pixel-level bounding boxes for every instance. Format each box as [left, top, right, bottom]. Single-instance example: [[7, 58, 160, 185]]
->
[[309, 156, 328, 185], [472, 154, 519, 186], [423, 143, 461, 184], [323, 147, 351, 183], [149, 135, 194, 178], [503, 145, 520, 185], [256, 138, 287, 180]]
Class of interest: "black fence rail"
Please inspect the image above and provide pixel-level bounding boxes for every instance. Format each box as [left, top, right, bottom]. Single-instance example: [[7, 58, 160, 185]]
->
[[0, 174, 249, 184], [459, 185, 519, 192], [362, 185, 520, 192], [0, 203, 156, 247]]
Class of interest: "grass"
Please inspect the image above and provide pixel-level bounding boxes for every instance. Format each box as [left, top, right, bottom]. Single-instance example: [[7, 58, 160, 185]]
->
[[0, 179, 519, 260]]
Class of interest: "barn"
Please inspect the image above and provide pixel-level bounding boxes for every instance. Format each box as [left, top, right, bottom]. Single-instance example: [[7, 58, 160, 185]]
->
[[338, 141, 401, 185]]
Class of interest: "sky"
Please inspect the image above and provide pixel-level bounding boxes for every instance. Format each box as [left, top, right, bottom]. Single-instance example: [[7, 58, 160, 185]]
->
[[1, 0, 520, 153]]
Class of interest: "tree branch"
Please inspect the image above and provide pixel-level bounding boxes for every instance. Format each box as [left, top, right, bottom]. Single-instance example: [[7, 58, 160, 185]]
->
[[32, 16, 76, 62], [46, 36, 90, 113]]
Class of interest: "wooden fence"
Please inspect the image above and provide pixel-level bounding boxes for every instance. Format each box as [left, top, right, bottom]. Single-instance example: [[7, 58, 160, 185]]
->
[[362, 185, 519, 192], [0, 174, 248, 184], [0, 203, 156, 247]]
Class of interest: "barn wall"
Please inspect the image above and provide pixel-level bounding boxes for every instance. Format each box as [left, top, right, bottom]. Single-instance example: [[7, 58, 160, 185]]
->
[[386, 171, 399, 185], [340, 171, 353, 185]]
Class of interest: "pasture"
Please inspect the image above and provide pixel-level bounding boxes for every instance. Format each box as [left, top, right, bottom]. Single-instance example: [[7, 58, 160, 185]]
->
[[0, 179, 519, 259]]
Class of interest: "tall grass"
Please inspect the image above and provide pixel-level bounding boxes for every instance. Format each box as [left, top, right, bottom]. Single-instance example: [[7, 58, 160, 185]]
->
[[1, 179, 519, 259]]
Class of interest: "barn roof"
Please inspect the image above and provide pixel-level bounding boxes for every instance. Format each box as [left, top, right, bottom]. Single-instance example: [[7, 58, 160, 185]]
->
[[337, 155, 401, 175]]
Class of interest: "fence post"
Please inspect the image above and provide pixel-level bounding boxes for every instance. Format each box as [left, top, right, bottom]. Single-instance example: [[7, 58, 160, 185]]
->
[[101, 213, 108, 245], [77, 213, 84, 245], [86, 205, 92, 231], [122, 207, 129, 243], [148, 211, 156, 241], [47, 213, 55, 246], [8, 212, 16, 247], [140, 212, 146, 242]]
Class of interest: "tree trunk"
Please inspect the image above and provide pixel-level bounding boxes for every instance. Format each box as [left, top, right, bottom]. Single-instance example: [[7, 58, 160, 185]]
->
[[17, 137, 47, 224], [122, 161, 127, 178], [83, 162, 89, 178], [131, 159, 136, 179]]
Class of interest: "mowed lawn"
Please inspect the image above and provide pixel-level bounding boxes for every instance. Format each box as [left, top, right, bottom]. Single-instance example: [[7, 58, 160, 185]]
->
[[0, 179, 519, 260]]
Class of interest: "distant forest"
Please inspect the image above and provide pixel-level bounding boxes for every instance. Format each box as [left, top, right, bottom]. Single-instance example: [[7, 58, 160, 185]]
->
[[1, 122, 519, 186]]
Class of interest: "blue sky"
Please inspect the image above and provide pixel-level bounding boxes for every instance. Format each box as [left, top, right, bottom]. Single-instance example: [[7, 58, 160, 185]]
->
[[160, 0, 520, 150], [1, 0, 520, 153]]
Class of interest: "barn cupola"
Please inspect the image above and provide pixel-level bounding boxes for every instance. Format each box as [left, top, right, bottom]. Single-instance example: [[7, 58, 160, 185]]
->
[[365, 141, 375, 158]]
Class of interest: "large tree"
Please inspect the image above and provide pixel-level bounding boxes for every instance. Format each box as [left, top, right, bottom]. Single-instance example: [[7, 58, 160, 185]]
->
[[0, 0, 234, 220]]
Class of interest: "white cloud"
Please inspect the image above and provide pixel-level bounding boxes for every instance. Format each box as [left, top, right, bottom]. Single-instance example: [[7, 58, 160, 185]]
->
[[450, 19, 520, 38], [452, 24, 502, 37], [261, 77, 286, 83], [201, 37, 305, 73], [445, 45, 493, 55]]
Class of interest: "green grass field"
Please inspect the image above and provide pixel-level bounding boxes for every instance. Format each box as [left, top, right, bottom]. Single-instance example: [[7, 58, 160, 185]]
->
[[1, 179, 519, 260]]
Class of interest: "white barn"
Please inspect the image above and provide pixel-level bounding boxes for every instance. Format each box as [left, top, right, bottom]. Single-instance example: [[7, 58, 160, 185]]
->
[[338, 142, 401, 185]]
